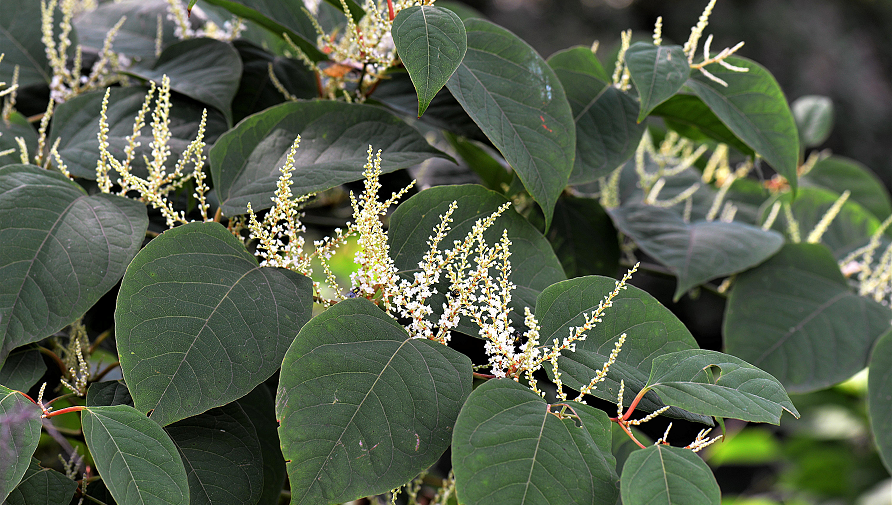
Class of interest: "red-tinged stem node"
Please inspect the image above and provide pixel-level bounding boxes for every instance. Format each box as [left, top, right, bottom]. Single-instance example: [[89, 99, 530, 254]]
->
[[622, 387, 649, 422], [387, 0, 395, 21], [44, 405, 86, 418]]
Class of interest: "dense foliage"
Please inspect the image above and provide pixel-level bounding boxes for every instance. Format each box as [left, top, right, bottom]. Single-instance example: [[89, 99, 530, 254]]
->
[[1, 0, 890, 504]]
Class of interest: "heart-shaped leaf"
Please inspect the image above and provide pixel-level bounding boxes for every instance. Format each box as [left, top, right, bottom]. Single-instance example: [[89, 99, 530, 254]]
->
[[724, 243, 891, 392], [209, 100, 451, 216], [392, 6, 467, 118], [83, 404, 190, 505], [446, 18, 575, 229], [548, 47, 645, 184], [50, 87, 228, 180], [868, 328, 892, 474], [0, 348, 46, 392], [644, 349, 798, 424], [165, 402, 263, 505], [276, 297, 472, 505], [3, 458, 77, 505], [0, 386, 42, 503], [608, 203, 784, 301], [116, 221, 314, 426], [388, 184, 566, 337], [620, 445, 720, 505], [0, 165, 148, 365], [625, 43, 690, 121], [686, 57, 799, 192], [128, 38, 242, 125], [452, 379, 618, 505], [541, 276, 709, 424]]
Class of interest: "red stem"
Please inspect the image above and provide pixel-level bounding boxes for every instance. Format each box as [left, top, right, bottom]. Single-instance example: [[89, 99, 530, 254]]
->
[[472, 372, 495, 380], [622, 388, 649, 422], [617, 421, 647, 449], [387, 0, 394, 21], [45, 405, 86, 418]]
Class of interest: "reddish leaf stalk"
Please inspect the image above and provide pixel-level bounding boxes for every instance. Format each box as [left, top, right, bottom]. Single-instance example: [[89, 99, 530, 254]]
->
[[387, 0, 395, 21], [44, 405, 85, 418]]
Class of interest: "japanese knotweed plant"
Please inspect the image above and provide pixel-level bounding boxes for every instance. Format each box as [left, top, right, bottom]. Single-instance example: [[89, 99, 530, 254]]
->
[[2, 0, 891, 504]]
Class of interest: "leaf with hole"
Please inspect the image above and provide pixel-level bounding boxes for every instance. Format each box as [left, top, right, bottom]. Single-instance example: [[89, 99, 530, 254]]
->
[[115, 222, 314, 426], [452, 379, 618, 505], [276, 298, 472, 505], [0, 165, 148, 365], [447, 18, 575, 229], [392, 6, 467, 117]]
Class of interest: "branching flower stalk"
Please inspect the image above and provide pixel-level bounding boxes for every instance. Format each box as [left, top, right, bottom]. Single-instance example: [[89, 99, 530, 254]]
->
[[682, 0, 749, 86]]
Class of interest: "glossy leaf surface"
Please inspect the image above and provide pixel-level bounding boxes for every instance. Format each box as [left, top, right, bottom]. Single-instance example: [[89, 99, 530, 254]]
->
[[452, 379, 618, 505], [548, 47, 644, 184], [116, 222, 313, 426], [620, 445, 720, 505], [0, 165, 148, 364], [210, 100, 449, 216], [392, 6, 467, 117], [868, 328, 892, 474], [724, 243, 891, 392], [277, 298, 472, 505], [609, 203, 784, 301], [625, 42, 690, 121], [3, 458, 77, 505], [83, 404, 190, 505], [447, 19, 575, 228], [0, 387, 41, 503]]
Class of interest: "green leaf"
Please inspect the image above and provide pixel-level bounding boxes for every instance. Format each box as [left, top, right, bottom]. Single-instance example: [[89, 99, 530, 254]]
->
[[644, 349, 798, 424], [802, 155, 892, 220], [276, 297, 472, 505], [73, 0, 178, 64], [651, 94, 753, 156], [50, 87, 227, 180], [87, 380, 134, 407], [868, 328, 892, 475], [231, 40, 317, 123], [128, 38, 242, 125], [0, 165, 148, 365], [0, 0, 52, 88], [608, 203, 784, 301], [548, 47, 645, 184], [543, 196, 620, 278], [540, 276, 710, 424], [388, 184, 565, 337], [0, 112, 38, 167], [3, 458, 77, 505], [452, 379, 618, 505], [0, 386, 41, 503], [165, 403, 263, 505], [392, 6, 467, 118], [686, 57, 800, 192], [115, 221, 314, 426], [209, 100, 451, 216], [724, 243, 891, 392], [236, 385, 286, 505], [83, 404, 190, 505], [620, 445, 720, 505], [443, 132, 512, 191], [0, 348, 46, 392], [198, 0, 326, 62], [625, 43, 690, 122], [792, 95, 834, 148], [446, 18, 575, 229], [188, 0, 198, 11]]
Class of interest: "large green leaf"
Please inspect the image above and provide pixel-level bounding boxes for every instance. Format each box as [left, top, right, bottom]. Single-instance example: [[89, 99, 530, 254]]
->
[[620, 445, 720, 505], [0, 386, 41, 503], [548, 47, 645, 184], [651, 94, 752, 156], [724, 243, 891, 392], [791, 95, 834, 148], [73, 0, 178, 64], [0, 348, 46, 392], [625, 43, 690, 121], [446, 19, 575, 229], [198, 0, 326, 62], [452, 379, 618, 505], [83, 404, 190, 505], [392, 6, 466, 118], [3, 458, 77, 505], [165, 403, 263, 505], [608, 203, 784, 301], [802, 155, 892, 220], [276, 298, 472, 505], [50, 87, 228, 180], [388, 184, 565, 337], [868, 328, 892, 474], [0, 0, 52, 88], [236, 385, 286, 505], [0, 165, 148, 365], [540, 276, 709, 424], [644, 349, 798, 424], [544, 196, 620, 278], [115, 222, 313, 426], [87, 380, 134, 407], [686, 57, 799, 192], [231, 40, 317, 123], [0, 112, 38, 167], [128, 38, 242, 125], [209, 100, 450, 216]]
